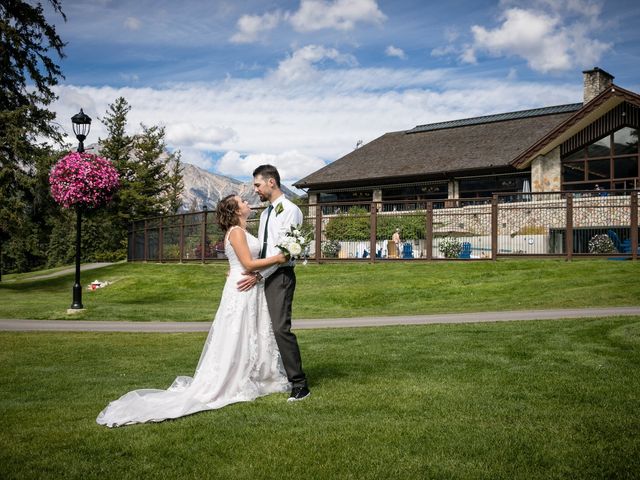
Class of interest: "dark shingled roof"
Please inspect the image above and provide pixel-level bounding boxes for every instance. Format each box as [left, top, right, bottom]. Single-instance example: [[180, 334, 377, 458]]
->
[[407, 104, 582, 133], [295, 104, 582, 190]]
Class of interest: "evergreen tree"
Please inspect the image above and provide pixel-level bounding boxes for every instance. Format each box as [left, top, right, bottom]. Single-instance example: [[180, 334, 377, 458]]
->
[[128, 124, 170, 218], [98, 97, 133, 174], [0, 0, 67, 275], [88, 98, 184, 259], [165, 150, 184, 214]]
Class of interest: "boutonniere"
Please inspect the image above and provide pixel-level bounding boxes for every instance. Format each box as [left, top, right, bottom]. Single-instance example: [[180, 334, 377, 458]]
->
[[275, 203, 284, 216]]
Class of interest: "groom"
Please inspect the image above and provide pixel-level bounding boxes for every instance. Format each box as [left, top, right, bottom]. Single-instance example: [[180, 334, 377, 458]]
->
[[237, 164, 310, 402]]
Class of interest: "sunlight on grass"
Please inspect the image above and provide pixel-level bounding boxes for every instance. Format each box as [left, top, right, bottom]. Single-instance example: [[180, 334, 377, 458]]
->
[[1, 260, 638, 321]]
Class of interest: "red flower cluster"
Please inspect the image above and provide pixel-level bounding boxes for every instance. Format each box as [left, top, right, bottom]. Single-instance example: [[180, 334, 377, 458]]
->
[[49, 152, 120, 209]]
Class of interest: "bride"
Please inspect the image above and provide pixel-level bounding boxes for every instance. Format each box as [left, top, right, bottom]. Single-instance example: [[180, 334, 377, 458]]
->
[[97, 195, 290, 427]]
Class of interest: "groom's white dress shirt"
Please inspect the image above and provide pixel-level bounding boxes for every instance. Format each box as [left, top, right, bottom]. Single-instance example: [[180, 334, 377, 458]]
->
[[257, 194, 303, 280]]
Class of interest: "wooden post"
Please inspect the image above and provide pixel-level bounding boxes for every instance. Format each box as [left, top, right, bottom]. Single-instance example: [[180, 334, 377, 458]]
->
[[315, 203, 322, 262], [159, 217, 164, 263], [426, 201, 433, 260], [129, 223, 135, 261], [179, 214, 185, 263], [491, 195, 498, 260], [565, 193, 573, 261], [143, 219, 148, 262], [370, 202, 377, 263], [201, 210, 207, 263], [631, 191, 638, 261]]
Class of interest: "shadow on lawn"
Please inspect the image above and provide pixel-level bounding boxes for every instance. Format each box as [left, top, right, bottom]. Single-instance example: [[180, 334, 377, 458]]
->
[[0, 275, 73, 292], [305, 360, 350, 386]]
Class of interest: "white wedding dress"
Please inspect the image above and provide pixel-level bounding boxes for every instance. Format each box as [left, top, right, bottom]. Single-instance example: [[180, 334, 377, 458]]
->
[[96, 227, 290, 428]]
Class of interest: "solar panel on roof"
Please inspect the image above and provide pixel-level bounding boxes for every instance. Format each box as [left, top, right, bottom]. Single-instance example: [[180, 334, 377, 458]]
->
[[406, 103, 583, 134]]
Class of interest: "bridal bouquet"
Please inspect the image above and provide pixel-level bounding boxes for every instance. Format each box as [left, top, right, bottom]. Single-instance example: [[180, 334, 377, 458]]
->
[[277, 224, 313, 262]]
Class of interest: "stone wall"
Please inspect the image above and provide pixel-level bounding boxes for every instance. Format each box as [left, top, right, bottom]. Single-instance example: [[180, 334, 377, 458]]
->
[[531, 147, 561, 192]]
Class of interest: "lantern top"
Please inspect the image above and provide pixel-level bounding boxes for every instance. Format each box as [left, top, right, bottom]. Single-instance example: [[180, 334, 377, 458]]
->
[[71, 108, 92, 126], [71, 109, 92, 140]]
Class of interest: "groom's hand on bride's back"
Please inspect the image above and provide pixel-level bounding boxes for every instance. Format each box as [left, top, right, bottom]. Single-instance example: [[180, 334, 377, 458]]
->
[[237, 271, 258, 292]]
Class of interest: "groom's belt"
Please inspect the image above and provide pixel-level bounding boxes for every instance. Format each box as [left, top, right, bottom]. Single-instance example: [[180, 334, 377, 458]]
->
[[276, 266, 295, 272]]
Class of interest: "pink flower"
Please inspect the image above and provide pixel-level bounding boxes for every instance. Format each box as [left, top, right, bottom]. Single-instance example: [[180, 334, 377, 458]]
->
[[49, 152, 120, 209]]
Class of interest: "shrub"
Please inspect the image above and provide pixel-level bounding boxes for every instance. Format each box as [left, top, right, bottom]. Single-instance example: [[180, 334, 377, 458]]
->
[[321, 240, 341, 258], [324, 207, 370, 241], [377, 214, 425, 241], [438, 237, 462, 258], [588, 234, 616, 254], [324, 207, 425, 241]]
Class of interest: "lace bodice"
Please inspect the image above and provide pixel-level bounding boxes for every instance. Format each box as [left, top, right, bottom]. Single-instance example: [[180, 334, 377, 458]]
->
[[225, 227, 261, 275]]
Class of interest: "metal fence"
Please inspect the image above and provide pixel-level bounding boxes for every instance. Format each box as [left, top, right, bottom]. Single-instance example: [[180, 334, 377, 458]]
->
[[128, 190, 639, 262]]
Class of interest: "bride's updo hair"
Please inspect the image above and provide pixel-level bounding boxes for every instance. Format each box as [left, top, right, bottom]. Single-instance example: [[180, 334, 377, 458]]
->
[[216, 194, 241, 231]]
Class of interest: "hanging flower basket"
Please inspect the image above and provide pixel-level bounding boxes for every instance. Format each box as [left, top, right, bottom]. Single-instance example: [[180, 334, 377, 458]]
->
[[49, 152, 120, 209]]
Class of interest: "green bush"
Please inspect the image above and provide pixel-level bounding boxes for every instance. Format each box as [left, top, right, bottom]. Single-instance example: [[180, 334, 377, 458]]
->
[[588, 234, 616, 254], [438, 237, 462, 258], [377, 214, 425, 241], [324, 207, 370, 241], [321, 240, 341, 258], [324, 207, 425, 241]]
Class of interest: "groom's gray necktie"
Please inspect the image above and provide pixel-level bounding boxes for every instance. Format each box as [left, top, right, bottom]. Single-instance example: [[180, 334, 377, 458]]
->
[[260, 204, 274, 259]]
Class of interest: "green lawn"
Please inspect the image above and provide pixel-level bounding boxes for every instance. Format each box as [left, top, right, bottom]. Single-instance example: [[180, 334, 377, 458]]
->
[[1, 317, 639, 479], [0, 260, 639, 321]]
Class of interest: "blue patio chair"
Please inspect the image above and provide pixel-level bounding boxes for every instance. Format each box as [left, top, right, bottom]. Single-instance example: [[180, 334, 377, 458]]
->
[[401, 243, 414, 259], [376, 249, 382, 258], [459, 242, 472, 259], [362, 249, 369, 258], [607, 230, 639, 254], [619, 239, 639, 254], [607, 230, 622, 250]]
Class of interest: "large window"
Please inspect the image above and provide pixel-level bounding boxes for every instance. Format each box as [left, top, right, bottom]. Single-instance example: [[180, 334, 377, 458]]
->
[[318, 190, 372, 203], [459, 174, 530, 199], [562, 127, 639, 191], [381, 183, 447, 201]]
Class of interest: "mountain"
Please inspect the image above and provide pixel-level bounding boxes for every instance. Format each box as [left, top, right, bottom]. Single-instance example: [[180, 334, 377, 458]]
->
[[177, 160, 299, 212]]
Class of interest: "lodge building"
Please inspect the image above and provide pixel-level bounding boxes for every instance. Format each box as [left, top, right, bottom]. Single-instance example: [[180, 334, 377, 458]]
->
[[294, 68, 640, 205]]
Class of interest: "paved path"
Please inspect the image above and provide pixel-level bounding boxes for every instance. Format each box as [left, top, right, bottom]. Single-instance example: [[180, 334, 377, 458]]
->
[[1, 307, 639, 333], [2, 263, 116, 282]]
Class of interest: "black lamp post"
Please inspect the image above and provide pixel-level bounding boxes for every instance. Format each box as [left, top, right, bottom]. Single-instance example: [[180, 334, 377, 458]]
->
[[69, 109, 92, 310]]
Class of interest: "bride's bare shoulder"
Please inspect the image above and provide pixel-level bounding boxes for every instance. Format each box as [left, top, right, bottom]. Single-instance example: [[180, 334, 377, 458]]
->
[[227, 226, 248, 243]]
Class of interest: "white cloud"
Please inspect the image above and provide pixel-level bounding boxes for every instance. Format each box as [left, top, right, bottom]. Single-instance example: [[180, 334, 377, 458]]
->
[[217, 150, 326, 183], [458, 46, 477, 64], [179, 148, 216, 170], [465, 6, 611, 73], [124, 17, 141, 30], [51, 46, 583, 184], [166, 123, 237, 149], [271, 44, 357, 83], [289, 0, 386, 32], [431, 44, 458, 57], [230, 10, 282, 44], [385, 45, 407, 59], [230, 0, 386, 44]]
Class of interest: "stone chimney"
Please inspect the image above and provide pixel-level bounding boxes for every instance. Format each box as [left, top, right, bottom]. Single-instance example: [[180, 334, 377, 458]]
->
[[582, 67, 614, 104]]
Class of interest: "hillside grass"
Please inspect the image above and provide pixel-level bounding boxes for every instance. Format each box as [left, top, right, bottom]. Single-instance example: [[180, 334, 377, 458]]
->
[[0, 260, 639, 321], [1, 317, 639, 479]]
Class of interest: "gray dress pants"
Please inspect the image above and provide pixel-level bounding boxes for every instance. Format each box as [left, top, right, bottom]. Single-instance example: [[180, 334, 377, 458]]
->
[[264, 267, 307, 388]]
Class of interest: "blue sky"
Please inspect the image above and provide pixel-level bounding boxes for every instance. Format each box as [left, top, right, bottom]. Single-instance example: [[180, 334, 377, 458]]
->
[[45, 0, 640, 188]]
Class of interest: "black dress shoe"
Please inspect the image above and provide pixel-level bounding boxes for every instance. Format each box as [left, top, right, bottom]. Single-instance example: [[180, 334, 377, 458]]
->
[[288, 386, 311, 402]]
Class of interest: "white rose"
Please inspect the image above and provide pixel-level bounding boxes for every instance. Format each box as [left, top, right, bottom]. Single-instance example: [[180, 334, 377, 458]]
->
[[288, 242, 302, 256], [293, 229, 300, 236]]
